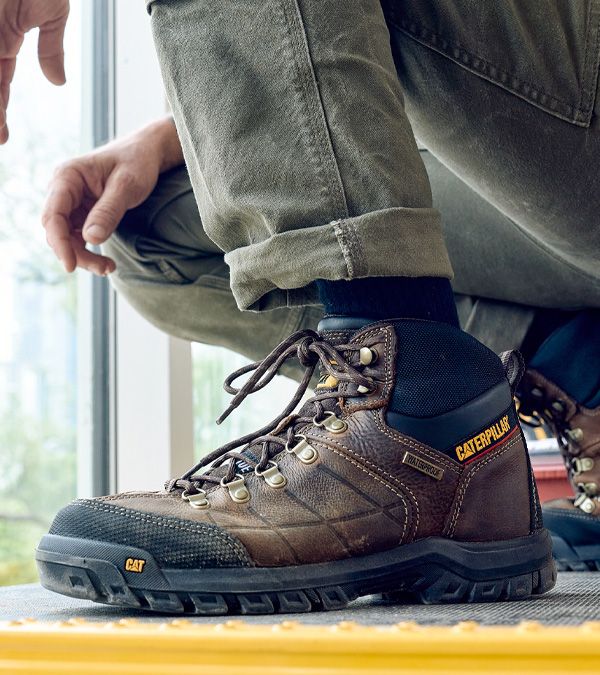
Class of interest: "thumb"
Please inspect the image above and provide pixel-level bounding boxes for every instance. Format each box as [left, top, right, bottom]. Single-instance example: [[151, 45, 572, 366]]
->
[[38, 17, 68, 85], [82, 171, 133, 245]]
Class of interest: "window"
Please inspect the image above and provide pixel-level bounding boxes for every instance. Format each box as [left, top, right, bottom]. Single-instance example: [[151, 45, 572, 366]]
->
[[0, 5, 90, 585], [192, 344, 299, 460]]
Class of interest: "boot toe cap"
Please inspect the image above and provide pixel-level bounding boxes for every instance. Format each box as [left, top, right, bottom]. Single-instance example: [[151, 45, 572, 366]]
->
[[48, 498, 252, 569]]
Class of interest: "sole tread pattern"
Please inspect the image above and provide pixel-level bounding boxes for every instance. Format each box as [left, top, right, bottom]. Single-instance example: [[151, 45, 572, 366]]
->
[[38, 558, 556, 616]]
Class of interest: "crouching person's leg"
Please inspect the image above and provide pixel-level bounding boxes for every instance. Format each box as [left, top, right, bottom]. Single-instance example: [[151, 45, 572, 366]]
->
[[36, 1, 554, 614], [102, 165, 322, 369]]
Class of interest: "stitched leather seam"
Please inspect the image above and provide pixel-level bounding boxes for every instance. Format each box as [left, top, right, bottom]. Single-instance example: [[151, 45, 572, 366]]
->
[[446, 435, 522, 537], [322, 330, 353, 340], [529, 460, 541, 531], [372, 410, 461, 474], [280, 489, 354, 555], [342, 326, 393, 413], [101, 493, 165, 501], [310, 433, 420, 519], [311, 441, 412, 542], [73, 500, 250, 564]]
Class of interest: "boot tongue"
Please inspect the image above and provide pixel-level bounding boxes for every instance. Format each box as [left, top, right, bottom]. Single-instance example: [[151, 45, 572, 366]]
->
[[235, 319, 372, 474], [218, 318, 376, 479]]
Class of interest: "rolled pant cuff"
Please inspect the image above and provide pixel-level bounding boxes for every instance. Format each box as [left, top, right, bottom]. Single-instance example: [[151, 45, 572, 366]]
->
[[226, 206, 454, 311]]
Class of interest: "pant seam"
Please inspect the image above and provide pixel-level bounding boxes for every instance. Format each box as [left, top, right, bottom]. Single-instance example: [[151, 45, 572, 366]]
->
[[385, 10, 591, 126], [333, 219, 368, 278], [277, 0, 350, 221], [579, 0, 600, 116]]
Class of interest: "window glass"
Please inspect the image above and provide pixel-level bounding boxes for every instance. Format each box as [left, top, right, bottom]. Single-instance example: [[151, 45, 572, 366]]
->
[[0, 6, 86, 585], [192, 344, 299, 459]]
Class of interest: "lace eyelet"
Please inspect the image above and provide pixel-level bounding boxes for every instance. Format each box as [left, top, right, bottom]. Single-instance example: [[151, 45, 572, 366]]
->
[[359, 347, 377, 366], [220, 475, 251, 503], [315, 411, 348, 433], [573, 457, 594, 474], [566, 427, 584, 443], [182, 489, 210, 510], [574, 492, 597, 513], [255, 461, 287, 488], [286, 435, 318, 464]]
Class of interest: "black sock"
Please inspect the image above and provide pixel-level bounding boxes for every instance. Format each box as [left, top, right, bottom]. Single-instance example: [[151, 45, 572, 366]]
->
[[529, 310, 600, 408], [519, 308, 576, 364], [316, 277, 459, 326]]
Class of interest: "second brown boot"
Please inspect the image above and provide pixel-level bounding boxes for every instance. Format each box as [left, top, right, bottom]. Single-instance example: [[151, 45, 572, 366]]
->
[[519, 369, 600, 570]]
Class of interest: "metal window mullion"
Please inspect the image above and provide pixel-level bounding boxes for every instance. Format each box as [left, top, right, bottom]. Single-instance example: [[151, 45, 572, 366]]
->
[[90, 0, 117, 496]]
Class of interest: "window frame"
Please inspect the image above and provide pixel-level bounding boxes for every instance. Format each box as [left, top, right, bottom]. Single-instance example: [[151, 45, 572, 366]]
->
[[101, 0, 195, 494]]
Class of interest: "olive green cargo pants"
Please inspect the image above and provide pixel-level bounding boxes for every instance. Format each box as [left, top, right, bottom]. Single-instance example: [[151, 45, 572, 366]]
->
[[105, 0, 600, 366]]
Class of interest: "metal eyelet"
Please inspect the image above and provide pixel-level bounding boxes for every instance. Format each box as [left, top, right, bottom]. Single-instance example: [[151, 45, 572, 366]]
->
[[286, 435, 318, 464], [182, 489, 210, 510], [220, 475, 251, 503], [580, 482, 598, 496], [255, 461, 287, 488], [316, 411, 348, 434], [573, 457, 594, 474], [574, 492, 596, 514], [359, 347, 377, 366], [566, 428, 584, 443]]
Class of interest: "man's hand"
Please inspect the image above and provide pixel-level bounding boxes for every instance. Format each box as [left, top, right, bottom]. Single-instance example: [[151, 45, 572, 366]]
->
[[42, 117, 184, 275], [0, 0, 69, 143]]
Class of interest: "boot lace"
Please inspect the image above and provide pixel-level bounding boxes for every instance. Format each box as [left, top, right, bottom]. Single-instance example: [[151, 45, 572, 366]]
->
[[166, 329, 377, 498], [518, 383, 592, 499]]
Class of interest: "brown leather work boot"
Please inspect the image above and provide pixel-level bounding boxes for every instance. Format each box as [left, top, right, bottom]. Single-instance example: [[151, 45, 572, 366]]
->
[[37, 318, 555, 614], [519, 369, 600, 570]]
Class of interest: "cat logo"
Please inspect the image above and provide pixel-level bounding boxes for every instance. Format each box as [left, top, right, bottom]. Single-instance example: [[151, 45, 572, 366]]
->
[[455, 414, 515, 463], [124, 557, 146, 573]]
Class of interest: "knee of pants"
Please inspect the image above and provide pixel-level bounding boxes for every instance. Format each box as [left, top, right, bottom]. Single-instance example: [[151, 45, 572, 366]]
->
[[103, 165, 219, 285], [101, 166, 231, 337]]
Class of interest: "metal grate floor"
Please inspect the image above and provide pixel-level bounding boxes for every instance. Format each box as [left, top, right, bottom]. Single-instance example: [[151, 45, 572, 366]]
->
[[1, 573, 599, 625]]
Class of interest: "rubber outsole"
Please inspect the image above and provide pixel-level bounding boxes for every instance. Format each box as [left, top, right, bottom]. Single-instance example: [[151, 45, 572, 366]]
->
[[36, 530, 557, 615]]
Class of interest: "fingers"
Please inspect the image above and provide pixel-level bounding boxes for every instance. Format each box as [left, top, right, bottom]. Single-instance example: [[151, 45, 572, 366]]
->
[[44, 163, 130, 276], [43, 184, 116, 276], [37, 16, 67, 85], [72, 235, 116, 276], [42, 181, 79, 273], [0, 57, 16, 144], [81, 170, 133, 246]]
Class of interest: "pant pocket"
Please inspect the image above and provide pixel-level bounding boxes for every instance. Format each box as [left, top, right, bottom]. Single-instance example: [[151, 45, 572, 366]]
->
[[383, 0, 600, 127]]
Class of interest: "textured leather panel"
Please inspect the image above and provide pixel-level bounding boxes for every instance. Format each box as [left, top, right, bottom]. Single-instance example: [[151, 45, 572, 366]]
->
[[104, 444, 410, 565], [448, 433, 532, 541], [277, 524, 351, 564], [306, 409, 460, 540], [226, 527, 299, 566]]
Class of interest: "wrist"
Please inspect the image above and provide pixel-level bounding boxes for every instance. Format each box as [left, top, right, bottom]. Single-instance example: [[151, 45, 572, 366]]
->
[[136, 116, 184, 174]]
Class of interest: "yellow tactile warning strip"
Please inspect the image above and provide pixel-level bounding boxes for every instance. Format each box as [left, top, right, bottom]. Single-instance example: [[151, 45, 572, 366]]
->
[[1, 619, 600, 674]]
